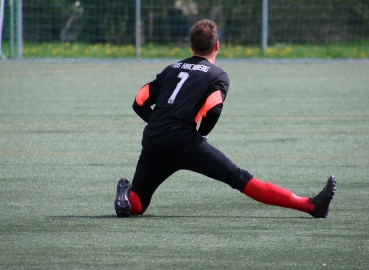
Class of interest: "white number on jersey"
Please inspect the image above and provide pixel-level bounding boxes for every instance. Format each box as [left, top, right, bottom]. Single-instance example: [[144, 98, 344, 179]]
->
[[168, 72, 189, 104]]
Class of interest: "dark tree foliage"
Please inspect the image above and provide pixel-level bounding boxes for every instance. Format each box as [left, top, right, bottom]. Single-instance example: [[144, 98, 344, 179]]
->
[[15, 0, 369, 45]]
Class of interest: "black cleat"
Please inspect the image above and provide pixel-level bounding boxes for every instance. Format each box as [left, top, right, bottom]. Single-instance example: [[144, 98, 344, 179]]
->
[[114, 178, 131, 218], [309, 175, 336, 218]]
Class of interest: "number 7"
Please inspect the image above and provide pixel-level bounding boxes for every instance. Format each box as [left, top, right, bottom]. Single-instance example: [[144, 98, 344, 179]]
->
[[168, 72, 189, 104]]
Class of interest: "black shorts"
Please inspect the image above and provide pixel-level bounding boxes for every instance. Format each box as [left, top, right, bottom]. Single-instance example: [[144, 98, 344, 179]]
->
[[131, 137, 253, 213]]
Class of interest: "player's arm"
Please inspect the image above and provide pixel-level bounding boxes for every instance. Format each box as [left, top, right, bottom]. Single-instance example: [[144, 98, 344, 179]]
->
[[197, 91, 225, 136], [132, 81, 158, 123], [197, 71, 229, 136]]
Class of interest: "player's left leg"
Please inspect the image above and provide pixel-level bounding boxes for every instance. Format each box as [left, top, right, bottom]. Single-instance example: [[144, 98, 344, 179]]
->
[[115, 148, 178, 218], [115, 178, 144, 217]]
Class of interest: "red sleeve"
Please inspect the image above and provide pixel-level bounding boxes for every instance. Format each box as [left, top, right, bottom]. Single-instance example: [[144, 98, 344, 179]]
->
[[198, 104, 222, 136], [132, 84, 154, 123], [195, 90, 223, 124], [135, 84, 150, 106]]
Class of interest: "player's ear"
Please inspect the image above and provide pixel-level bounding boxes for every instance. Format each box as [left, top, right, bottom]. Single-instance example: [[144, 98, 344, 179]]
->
[[214, 41, 220, 53], [190, 43, 194, 53]]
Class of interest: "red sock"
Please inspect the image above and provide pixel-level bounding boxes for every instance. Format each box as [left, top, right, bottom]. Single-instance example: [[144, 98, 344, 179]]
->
[[129, 191, 143, 215], [243, 178, 314, 213]]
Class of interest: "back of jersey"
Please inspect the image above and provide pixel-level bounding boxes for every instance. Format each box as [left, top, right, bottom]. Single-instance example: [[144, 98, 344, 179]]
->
[[142, 56, 229, 150]]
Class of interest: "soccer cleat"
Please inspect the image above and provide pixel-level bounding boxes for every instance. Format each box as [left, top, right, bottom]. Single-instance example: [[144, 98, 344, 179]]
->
[[114, 178, 131, 218], [309, 175, 336, 218]]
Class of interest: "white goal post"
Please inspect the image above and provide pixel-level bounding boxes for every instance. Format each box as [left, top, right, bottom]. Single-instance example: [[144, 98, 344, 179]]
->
[[0, 0, 6, 59]]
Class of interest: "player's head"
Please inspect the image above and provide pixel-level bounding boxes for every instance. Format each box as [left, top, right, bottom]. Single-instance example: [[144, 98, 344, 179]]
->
[[190, 19, 219, 56]]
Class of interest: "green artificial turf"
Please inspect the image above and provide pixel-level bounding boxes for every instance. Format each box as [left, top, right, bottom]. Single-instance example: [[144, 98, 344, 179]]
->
[[0, 60, 368, 269]]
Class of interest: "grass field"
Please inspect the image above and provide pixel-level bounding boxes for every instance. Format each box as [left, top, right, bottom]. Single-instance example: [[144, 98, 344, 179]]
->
[[0, 60, 368, 269], [2, 41, 369, 59]]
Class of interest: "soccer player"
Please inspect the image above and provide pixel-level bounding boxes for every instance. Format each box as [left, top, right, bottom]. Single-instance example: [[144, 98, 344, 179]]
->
[[114, 19, 336, 218]]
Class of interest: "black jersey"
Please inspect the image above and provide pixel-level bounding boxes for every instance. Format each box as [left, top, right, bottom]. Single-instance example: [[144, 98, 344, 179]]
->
[[133, 56, 229, 151]]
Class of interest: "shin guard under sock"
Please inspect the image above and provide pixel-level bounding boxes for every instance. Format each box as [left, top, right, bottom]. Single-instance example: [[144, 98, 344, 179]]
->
[[243, 178, 314, 213], [129, 191, 143, 215]]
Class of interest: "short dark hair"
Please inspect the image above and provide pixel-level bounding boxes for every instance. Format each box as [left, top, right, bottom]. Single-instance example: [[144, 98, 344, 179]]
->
[[190, 19, 218, 55]]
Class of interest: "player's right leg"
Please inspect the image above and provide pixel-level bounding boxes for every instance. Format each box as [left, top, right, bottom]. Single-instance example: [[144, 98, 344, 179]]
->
[[182, 138, 336, 218], [308, 175, 336, 218], [243, 175, 336, 218]]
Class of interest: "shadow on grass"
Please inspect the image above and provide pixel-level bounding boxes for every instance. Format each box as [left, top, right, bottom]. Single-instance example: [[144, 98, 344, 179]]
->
[[50, 214, 312, 219]]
